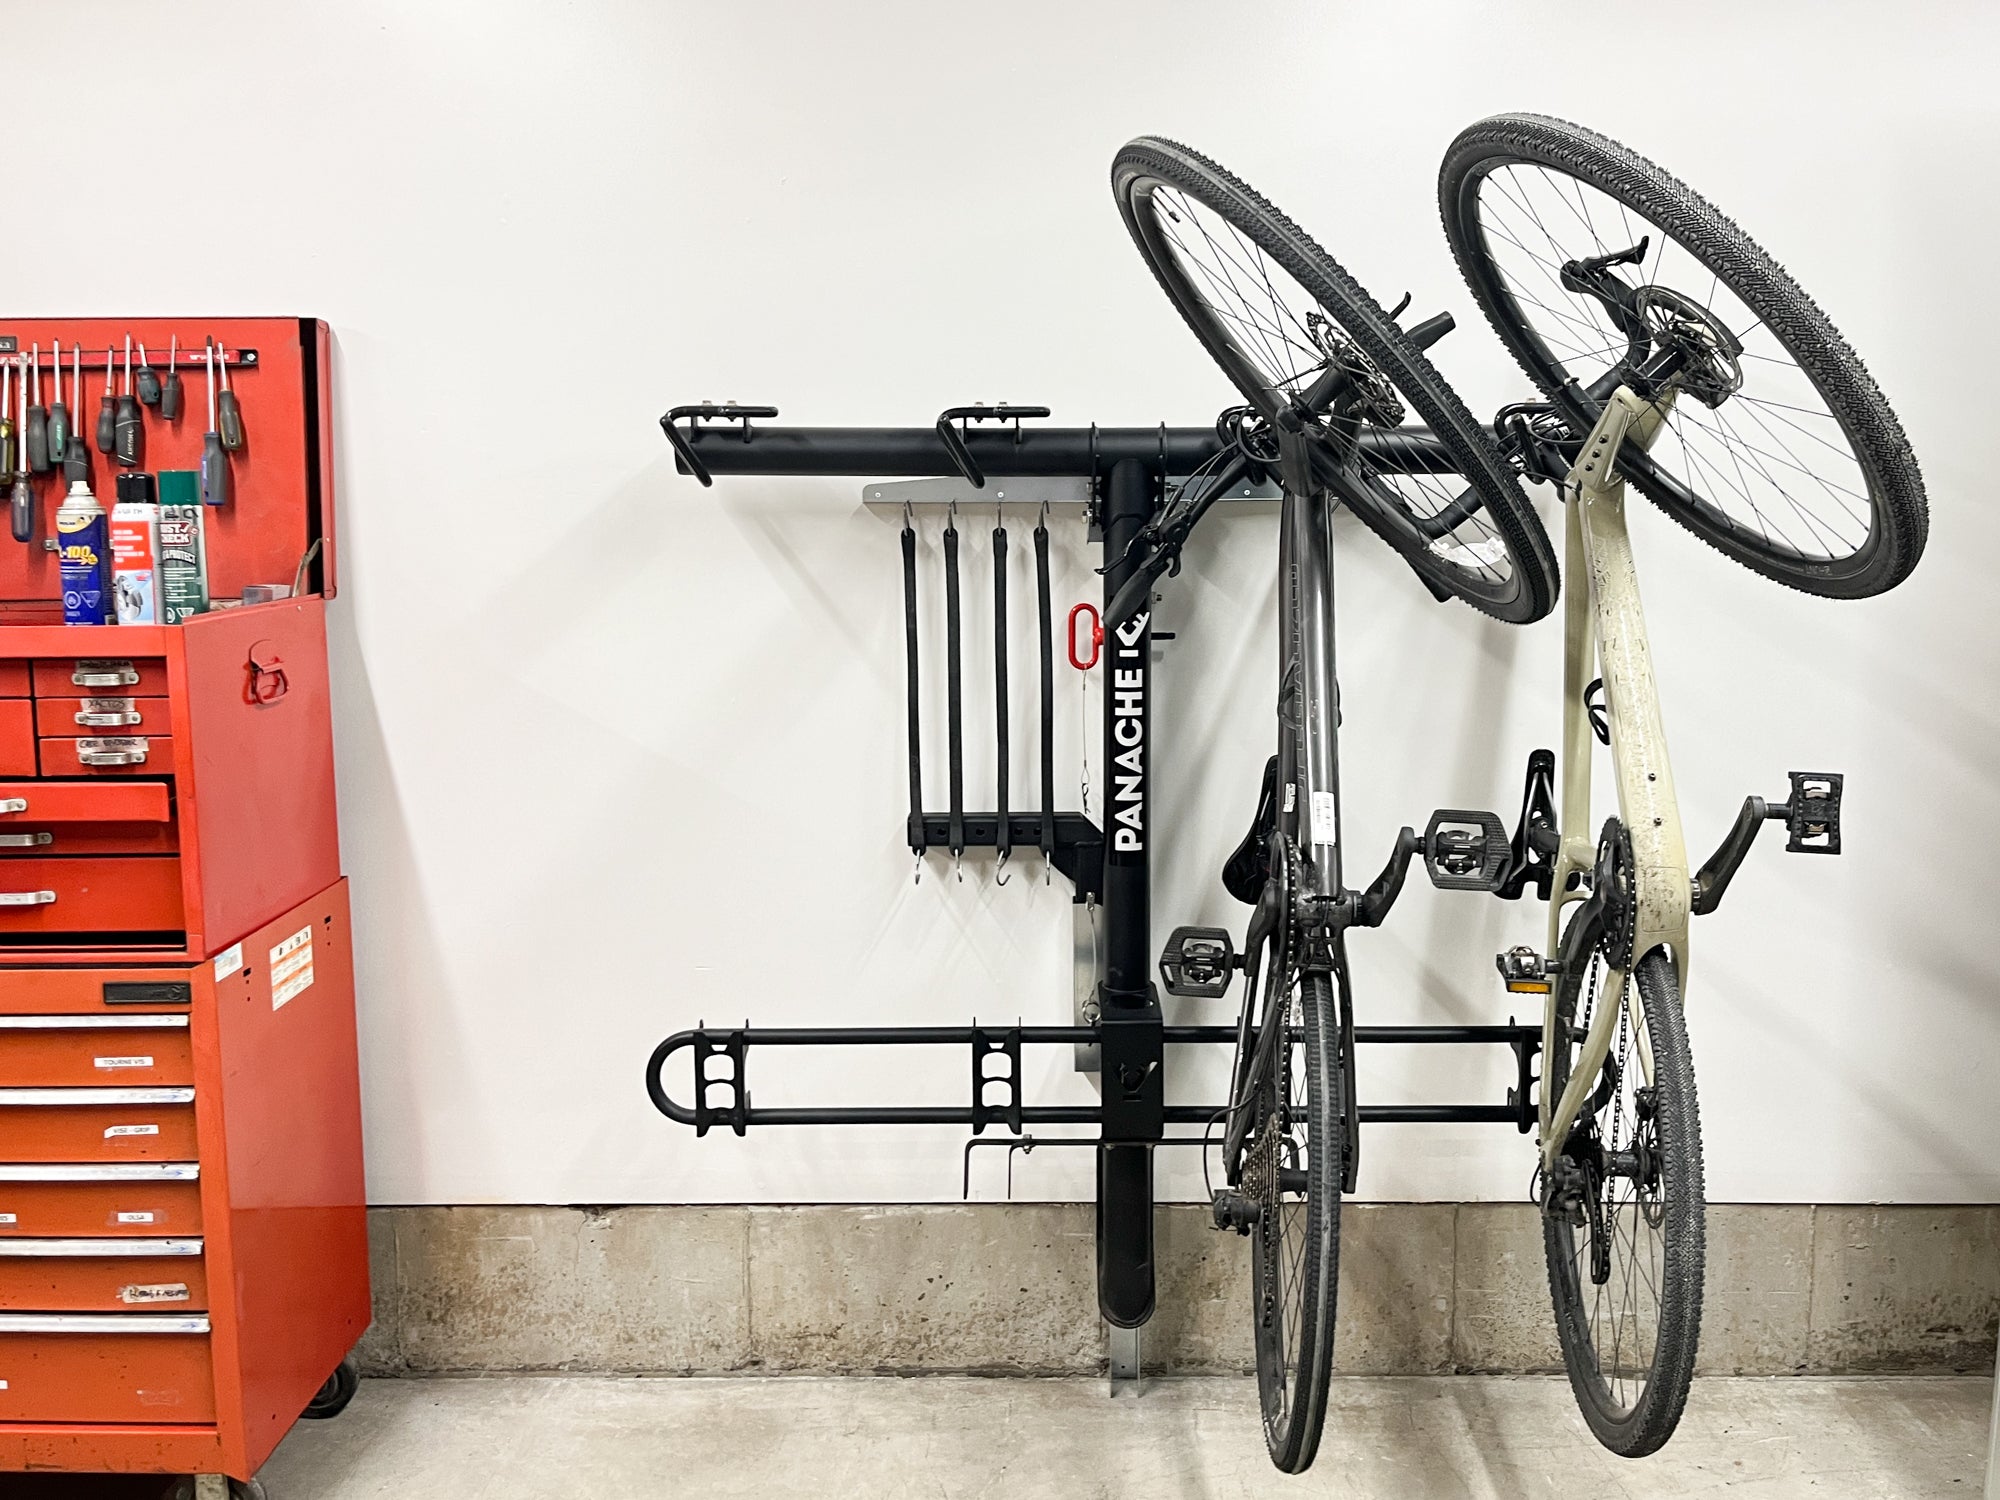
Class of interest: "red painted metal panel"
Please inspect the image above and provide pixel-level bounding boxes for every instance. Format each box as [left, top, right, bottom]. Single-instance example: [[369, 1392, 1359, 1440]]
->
[[0, 1023, 194, 1087], [35, 698, 172, 738], [0, 858, 183, 936], [0, 783, 171, 825], [0, 1329, 215, 1424], [37, 738, 178, 779], [0, 1178, 204, 1239], [30, 660, 170, 698], [0, 1252, 209, 1312], [0, 704, 33, 778]]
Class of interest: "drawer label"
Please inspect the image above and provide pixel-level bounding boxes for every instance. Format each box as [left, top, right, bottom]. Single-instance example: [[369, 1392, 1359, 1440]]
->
[[105, 1124, 160, 1138], [116, 1211, 157, 1224], [121, 1282, 191, 1305], [95, 1056, 155, 1071], [213, 942, 244, 981], [271, 927, 316, 1010], [0, 1214, 15, 1225]]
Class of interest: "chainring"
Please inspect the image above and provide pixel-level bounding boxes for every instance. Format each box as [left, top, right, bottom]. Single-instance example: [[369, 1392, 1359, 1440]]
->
[[1592, 817, 1637, 970]]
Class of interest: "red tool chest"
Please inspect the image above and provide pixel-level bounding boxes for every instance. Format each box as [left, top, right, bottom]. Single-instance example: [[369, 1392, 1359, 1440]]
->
[[0, 318, 365, 1485]]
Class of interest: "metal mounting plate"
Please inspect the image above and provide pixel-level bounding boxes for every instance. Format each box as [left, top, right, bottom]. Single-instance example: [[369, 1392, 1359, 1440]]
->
[[862, 472, 1280, 508]]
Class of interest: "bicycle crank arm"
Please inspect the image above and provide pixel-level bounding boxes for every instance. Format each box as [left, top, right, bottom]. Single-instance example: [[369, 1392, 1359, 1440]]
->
[[1690, 771, 1845, 915]]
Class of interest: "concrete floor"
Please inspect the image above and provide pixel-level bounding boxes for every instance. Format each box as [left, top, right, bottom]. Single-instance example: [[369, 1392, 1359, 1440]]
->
[[252, 1374, 1985, 1499], [14, 1375, 1991, 1498]]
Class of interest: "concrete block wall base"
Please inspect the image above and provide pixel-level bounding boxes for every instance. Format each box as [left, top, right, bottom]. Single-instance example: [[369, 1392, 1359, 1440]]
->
[[355, 1203, 2000, 1378]]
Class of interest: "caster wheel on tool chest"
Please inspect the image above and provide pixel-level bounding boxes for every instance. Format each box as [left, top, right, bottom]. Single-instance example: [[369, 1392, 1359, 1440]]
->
[[302, 1354, 361, 1419], [166, 1481, 268, 1500]]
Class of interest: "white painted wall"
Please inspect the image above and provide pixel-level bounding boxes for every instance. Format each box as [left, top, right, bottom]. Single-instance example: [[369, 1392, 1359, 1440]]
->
[[11, 1, 1994, 1205]]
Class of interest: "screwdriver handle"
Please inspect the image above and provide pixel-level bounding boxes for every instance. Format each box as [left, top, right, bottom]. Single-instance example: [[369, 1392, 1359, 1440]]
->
[[218, 389, 245, 452], [9, 477, 30, 544], [63, 428, 90, 486], [114, 396, 144, 469], [96, 395, 116, 455], [160, 367, 184, 422], [136, 348, 162, 407], [201, 431, 231, 508]]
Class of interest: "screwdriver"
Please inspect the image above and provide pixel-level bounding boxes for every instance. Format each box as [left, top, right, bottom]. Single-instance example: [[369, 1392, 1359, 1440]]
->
[[114, 335, 143, 468], [63, 346, 89, 485], [47, 339, 70, 464], [95, 346, 115, 454], [11, 363, 32, 541], [136, 343, 161, 406], [200, 340, 230, 507], [216, 341, 244, 451], [159, 335, 183, 420], [0, 362, 13, 485], [24, 344, 48, 474]]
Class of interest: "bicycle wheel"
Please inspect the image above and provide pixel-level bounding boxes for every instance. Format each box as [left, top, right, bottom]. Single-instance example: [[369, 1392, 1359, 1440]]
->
[[1113, 137, 1558, 624], [1542, 897, 1705, 1457], [1244, 961, 1343, 1472], [1440, 113, 1927, 598]]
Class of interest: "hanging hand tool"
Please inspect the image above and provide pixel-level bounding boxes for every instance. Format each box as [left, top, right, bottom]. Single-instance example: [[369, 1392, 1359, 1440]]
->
[[0, 362, 14, 486], [95, 346, 116, 454], [136, 343, 162, 406], [113, 335, 143, 468], [63, 346, 90, 485], [47, 340, 71, 464], [24, 344, 48, 474], [11, 363, 33, 541], [159, 335, 183, 420], [200, 340, 230, 507], [216, 340, 244, 450]]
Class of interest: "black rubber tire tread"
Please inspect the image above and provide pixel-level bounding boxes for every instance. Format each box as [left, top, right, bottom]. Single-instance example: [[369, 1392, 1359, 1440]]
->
[[1249, 969, 1343, 1472], [301, 1353, 360, 1420], [1113, 136, 1558, 624], [1439, 113, 1927, 598], [1542, 939, 1705, 1457]]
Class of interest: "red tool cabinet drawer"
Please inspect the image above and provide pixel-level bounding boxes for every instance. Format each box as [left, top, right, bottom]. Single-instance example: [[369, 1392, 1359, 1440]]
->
[[0, 1238, 207, 1312], [0, 1015, 193, 1086], [0, 1090, 199, 1162], [35, 697, 171, 737], [0, 821, 178, 857], [0, 1164, 203, 1237], [0, 1313, 215, 1423], [0, 663, 28, 698], [0, 781, 171, 825], [38, 736, 178, 778], [0, 856, 182, 934], [31, 659, 169, 697], [0, 701, 33, 778]]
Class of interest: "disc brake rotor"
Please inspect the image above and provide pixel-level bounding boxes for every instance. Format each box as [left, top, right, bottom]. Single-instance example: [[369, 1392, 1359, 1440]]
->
[[1635, 284, 1744, 409], [1304, 312, 1405, 427]]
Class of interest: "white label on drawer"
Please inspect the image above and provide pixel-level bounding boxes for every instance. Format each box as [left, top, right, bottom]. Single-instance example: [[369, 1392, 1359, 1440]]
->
[[116, 1211, 156, 1224], [105, 1124, 160, 1139], [81, 696, 137, 715], [0, 1214, 15, 1225], [213, 942, 244, 981], [121, 1282, 190, 1304], [271, 928, 315, 1009], [95, 1056, 155, 1071], [0, 1380, 8, 1390]]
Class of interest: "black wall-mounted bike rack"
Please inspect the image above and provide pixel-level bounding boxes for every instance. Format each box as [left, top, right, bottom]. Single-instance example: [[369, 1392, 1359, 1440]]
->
[[649, 403, 1543, 1349]]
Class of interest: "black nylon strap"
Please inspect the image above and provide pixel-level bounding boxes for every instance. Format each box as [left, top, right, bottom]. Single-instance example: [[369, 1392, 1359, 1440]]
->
[[1034, 517, 1055, 860], [993, 521, 1009, 863], [944, 514, 965, 857], [902, 519, 925, 854]]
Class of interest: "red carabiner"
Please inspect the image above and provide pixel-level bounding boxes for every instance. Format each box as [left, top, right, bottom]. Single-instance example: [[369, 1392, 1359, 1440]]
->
[[1067, 602, 1102, 671]]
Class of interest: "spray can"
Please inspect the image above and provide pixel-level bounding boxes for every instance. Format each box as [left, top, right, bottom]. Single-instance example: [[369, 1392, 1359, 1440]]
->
[[56, 478, 112, 625], [156, 471, 209, 625], [109, 473, 161, 625]]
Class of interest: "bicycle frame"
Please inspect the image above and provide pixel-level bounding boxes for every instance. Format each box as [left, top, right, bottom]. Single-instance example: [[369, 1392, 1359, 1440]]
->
[[1539, 385, 1685, 1167]]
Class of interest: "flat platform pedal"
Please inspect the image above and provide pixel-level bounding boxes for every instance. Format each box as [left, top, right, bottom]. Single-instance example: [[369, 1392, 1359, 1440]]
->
[[1160, 926, 1236, 999], [1785, 771, 1843, 854], [1424, 809, 1509, 892]]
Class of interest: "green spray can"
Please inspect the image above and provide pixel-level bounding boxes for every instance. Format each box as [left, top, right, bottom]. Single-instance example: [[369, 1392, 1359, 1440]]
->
[[157, 471, 210, 626]]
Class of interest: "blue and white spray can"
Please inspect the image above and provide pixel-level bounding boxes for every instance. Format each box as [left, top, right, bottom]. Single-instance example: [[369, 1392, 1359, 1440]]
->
[[56, 478, 111, 625]]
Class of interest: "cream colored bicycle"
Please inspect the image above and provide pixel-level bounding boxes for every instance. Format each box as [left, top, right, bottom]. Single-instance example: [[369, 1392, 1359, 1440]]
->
[[1427, 115, 1927, 1456]]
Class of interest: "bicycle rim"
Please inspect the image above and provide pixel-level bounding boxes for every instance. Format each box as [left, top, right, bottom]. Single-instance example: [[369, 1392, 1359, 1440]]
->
[[1246, 964, 1341, 1472], [1112, 136, 1556, 623], [1440, 113, 1926, 597], [1542, 916, 1705, 1456]]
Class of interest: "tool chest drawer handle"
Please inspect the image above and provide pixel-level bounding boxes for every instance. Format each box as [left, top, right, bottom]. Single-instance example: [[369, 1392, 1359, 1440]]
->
[[0, 799, 25, 815], [77, 745, 147, 767], [0, 1015, 190, 1031], [0, 1237, 202, 1258], [71, 664, 139, 688], [0, 1087, 194, 1106], [0, 1163, 198, 1182], [0, 889, 56, 906], [0, 832, 52, 848], [75, 709, 143, 727], [0, 1313, 210, 1335]]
